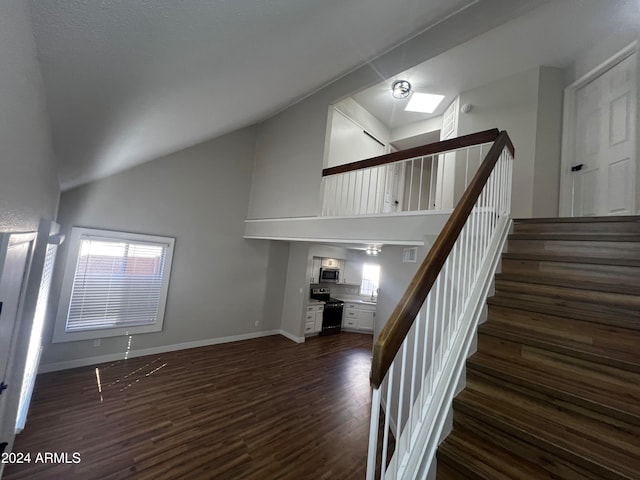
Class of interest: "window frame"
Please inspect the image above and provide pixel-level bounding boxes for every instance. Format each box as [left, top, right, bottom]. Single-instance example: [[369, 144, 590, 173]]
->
[[360, 263, 380, 298], [53, 227, 175, 343]]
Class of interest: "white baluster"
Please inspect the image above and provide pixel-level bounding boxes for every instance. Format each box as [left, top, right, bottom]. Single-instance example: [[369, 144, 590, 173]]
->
[[367, 388, 381, 480], [381, 366, 394, 479]]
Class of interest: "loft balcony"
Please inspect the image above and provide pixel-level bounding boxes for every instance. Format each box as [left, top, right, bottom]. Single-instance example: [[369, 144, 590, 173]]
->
[[244, 130, 499, 246]]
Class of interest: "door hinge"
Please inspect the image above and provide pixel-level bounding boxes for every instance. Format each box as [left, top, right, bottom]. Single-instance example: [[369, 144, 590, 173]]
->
[[571, 163, 584, 172], [0, 382, 7, 394]]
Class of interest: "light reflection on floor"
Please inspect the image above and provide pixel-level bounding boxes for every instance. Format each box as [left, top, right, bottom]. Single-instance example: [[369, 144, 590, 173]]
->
[[93, 357, 168, 399]]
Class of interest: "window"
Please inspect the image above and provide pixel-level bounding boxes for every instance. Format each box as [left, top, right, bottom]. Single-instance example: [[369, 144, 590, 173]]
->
[[53, 228, 175, 342], [360, 263, 380, 298]]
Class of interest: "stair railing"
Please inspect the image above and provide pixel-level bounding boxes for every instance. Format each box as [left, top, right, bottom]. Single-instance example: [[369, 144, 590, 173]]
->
[[366, 131, 514, 479], [321, 130, 501, 216]]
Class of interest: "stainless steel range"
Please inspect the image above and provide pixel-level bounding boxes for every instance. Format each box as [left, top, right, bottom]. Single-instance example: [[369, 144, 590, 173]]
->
[[310, 287, 344, 335]]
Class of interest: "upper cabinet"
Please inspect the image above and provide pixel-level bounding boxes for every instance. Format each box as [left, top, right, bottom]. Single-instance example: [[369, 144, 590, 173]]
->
[[342, 261, 362, 286], [321, 258, 340, 268]]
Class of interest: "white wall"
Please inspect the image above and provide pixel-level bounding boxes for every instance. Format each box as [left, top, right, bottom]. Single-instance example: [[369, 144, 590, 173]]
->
[[247, 0, 547, 220], [332, 97, 390, 147], [457, 68, 539, 218], [42, 127, 288, 367], [390, 116, 443, 145], [280, 242, 310, 341], [456, 67, 564, 219], [375, 242, 429, 339], [0, 0, 59, 232], [532, 67, 564, 217], [0, 0, 60, 465], [567, 24, 640, 84]]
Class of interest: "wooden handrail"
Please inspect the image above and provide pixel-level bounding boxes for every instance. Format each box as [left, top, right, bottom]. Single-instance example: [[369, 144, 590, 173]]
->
[[322, 129, 500, 177], [370, 131, 514, 388]]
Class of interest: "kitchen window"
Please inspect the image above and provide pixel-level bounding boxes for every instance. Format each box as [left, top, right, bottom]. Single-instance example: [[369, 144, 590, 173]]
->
[[53, 227, 175, 342], [360, 263, 380, 298]]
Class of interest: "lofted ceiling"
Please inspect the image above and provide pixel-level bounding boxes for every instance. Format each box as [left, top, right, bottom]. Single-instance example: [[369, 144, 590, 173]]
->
[[28, 0, 478, 190], [353, 0, 640, 130], [28, 0, 640, 192]]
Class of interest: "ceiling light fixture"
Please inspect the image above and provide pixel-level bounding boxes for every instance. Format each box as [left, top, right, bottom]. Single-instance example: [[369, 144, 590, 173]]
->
[[391, 80, 412, 99], [366, 247, 381, 256], [405, 93, 445, 113]]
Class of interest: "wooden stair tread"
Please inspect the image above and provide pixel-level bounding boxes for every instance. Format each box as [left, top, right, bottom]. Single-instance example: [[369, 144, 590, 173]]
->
[[467, 351, 640, 426], [487, 304, 640, 356], [502, 252, 640, 267], [487, 294, 640, 330], [513, 216, 640, 224], [495, 272, 640, 296], [437, 425, 555, 479], [439, 216, 640, 480], [435, 458, 467, 480], [478, 322, 640, 372], [455, 375, 640, 479], [508, 233, 640, 242], [451, 412, 605, 480]]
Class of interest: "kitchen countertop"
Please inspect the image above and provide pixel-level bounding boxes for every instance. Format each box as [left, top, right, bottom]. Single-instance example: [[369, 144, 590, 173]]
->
[[334, 296, 377, 306], [308, 298, 326, 305]]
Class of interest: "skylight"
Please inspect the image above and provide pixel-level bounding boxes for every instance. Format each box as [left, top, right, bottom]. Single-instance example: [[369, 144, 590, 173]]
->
[[405, 93, 445, 113]]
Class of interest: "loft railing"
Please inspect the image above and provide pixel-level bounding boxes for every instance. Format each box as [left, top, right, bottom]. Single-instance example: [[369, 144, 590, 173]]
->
[[320, 130, 501, 217], [366, 131, 514, 479]]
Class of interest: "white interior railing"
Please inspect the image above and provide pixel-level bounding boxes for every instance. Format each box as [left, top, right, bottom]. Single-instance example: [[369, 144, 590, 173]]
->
[[320, 143, 492, 217], [366, 140, 513, 479]]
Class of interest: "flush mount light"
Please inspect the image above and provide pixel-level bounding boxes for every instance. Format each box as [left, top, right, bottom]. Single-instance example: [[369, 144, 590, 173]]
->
[[391, 80, 412, 99], [405, 93, 445, 113]]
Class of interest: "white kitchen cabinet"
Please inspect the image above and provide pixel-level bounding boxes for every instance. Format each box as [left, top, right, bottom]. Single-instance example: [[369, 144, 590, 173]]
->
[[342, 302, 374, 332], [342, 261, 362, 286], [311, 257, 322, 283], [305, 304, 324, 335], [321, 258, 339, 268], [343, 302, 359, 329], [358, 310, 374, 331]]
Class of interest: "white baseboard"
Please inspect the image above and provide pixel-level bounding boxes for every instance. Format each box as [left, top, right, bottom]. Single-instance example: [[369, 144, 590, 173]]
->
[[279, 329, 305, 344], [39, 330, 283, 373]]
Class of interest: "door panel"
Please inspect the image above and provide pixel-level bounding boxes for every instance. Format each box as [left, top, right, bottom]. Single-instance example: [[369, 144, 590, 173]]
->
[[575, 168, 599, 217], [570, 52, 636, 216], [609, 93, 629, 145], [608, 158, 632, 214]]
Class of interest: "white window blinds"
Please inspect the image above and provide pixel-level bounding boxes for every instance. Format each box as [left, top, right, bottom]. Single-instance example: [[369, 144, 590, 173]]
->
[[54, 228, 174, 342], [66, 236, 169, 332]]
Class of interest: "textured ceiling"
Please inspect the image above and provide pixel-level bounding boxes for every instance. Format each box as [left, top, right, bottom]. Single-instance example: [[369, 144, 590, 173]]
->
[[28, 0, 477, 189], [354, 0, 640, 129]]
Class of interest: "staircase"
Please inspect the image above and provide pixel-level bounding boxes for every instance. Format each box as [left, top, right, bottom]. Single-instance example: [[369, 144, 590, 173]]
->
[[436, 216, 640, 479]]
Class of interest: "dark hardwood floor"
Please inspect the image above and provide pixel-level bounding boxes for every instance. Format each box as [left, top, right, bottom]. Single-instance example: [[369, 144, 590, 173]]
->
[[5, 332, 374, 480]]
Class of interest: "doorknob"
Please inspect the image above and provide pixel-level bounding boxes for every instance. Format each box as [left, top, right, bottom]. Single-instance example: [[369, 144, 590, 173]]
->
[[571, 164, 584, 172]]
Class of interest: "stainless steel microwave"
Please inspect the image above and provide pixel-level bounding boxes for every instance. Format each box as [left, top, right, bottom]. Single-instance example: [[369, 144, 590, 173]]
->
[[319, 267, 340, 283]]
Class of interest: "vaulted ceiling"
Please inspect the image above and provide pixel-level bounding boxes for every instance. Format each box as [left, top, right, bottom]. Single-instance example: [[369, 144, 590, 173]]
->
[[28, 0, 640, 191], [29, 0, 476, 189]]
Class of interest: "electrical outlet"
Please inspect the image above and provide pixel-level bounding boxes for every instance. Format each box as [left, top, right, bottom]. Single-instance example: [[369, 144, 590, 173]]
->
[[254, 321, 259, 327], [93, 339, 101, 347]]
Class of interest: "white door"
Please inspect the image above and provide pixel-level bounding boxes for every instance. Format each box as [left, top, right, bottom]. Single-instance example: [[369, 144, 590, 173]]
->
[[570, 52, 637, 216], [0, 232, 35, 462], [382, 163, 404, 213]]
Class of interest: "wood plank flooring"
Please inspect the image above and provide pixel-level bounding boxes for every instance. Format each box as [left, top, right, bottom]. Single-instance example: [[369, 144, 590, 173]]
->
[[5, 332, 374, 480]]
